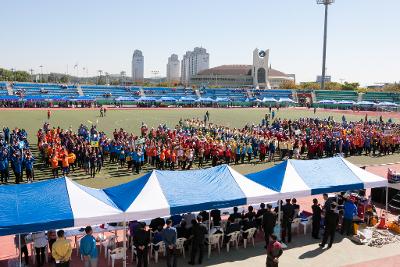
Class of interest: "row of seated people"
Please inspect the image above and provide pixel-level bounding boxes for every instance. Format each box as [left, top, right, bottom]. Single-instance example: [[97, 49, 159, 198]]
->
[[131, 201, 301, 251]]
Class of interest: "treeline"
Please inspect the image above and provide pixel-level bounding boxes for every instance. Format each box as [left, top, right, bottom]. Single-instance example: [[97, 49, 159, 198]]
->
[[279, 80, 361, 91], [0, 68, 31, 82], [279, 80, 400, 92]]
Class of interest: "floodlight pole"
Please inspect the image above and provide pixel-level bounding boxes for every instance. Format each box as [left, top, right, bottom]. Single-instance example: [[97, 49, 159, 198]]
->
[[317, 0, 334, 90]]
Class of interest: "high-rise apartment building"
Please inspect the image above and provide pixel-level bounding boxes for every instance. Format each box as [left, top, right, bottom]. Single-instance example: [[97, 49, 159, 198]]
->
[[131, 50, 144, 82], [166, 54, 180, 82], [181, 47, 209, 84]]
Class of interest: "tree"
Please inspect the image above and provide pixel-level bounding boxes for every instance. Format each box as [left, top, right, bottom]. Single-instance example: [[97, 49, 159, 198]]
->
[[279, 80, 298, 89], [59, 75, 69, 83], [299, 82, 320, 90], [47, 73, 58, 83], [382, 83, 400, 92], [341, 82, 359, 91], [324, 82, 342, 90], [0, 68, 31, 82]]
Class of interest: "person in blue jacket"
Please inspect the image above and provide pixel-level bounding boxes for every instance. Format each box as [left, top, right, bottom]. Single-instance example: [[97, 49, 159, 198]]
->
[[0, 148, 9, 183], [24, 152, 35, 182], [11, 153, 23, 184], [341, 197, 358, 236]]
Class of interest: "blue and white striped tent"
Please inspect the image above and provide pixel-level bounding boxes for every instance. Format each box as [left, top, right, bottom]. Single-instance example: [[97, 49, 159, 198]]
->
[[104, 165, 279, 221], [0, 178, 122, 236], [247, 157, 387, 198]]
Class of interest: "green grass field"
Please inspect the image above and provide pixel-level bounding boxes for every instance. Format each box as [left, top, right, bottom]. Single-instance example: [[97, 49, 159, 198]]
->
[[0, 107, 398, 188]]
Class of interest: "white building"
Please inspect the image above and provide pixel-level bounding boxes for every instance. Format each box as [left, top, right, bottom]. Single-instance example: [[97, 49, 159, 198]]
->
[[166, 54, 180, 82], [131, 50, 144, 82], [190, 48, 294, 89], [181, 47, 209, 84]]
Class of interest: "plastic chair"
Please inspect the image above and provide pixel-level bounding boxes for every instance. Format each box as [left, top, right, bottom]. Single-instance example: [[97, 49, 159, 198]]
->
[[243, 228, 257, 248], [291, 218, 302, 234], [300, 217, 313, 235], [234, 218, 242, 224], [226, 231, 240, 252], [176, 238, 187, 258], [100, 235, 117, 259], [207, 233, 223, 258], [108, 247, 126, 267], [151, 241, 165, 263]]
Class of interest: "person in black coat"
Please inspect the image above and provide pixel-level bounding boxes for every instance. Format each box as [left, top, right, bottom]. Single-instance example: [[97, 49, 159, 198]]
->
[[210, 209, 221, 226], [256, 203, 267, 228], [133, 222, 150, 267], [262, 204, 277, 246], [224, 216, 241, 243], [188, 216, 208, 265], [311, 198, 322, 239], [319, 203, 339, 249], [242, 218, 257, 239], [281, 199, 295, 243]]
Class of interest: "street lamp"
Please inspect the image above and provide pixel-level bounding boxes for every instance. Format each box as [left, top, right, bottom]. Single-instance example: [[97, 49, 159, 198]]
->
[[317, 0, 335, 90], [39, 65, 44, 82], [151, 70, 160, 85], [10, 68, 15, 81], [120, 71, 126, 86], [98, 70, 103, 84]]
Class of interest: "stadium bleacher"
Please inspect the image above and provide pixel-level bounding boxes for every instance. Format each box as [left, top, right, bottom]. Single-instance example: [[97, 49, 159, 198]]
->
[[0, 82, 8, 95], [362, 91, 400, 104], [142, 87, 197, 98], [201, 88, 248, 102], [252, 89, 293, 100], [80, 85, 139, 98], [2, 82, 399, 106], [12, 82, 79, 98], [315, 90, 358, 102]]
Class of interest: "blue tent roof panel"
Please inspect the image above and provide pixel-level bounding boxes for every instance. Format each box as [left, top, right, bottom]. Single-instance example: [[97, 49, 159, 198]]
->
[[155, 166, 247, 214], [290, 157, 364, 194]]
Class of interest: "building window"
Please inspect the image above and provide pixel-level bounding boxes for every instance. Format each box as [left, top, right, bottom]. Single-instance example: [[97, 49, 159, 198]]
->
[[257, 68, 266, 84]]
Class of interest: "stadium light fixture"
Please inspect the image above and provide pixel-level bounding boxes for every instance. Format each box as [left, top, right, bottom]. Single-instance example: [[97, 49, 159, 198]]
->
[[317, 0, 335, 90]]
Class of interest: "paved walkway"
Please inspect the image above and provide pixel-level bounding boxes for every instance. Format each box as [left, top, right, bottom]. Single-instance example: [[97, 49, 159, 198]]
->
[[2, 232, 399, 267]]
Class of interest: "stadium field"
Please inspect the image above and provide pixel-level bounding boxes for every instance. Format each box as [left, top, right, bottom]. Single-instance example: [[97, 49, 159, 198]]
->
[[0, 107, 398, 189]]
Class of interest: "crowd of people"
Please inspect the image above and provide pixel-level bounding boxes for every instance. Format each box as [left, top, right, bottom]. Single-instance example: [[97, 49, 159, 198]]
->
[[17, 191, 364, 267], [0, 110, 399, 184], [0, 127, 33, 184]]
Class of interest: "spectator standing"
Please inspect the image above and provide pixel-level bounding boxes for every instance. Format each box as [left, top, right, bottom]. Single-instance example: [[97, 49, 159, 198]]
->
[[266, 234, 283, 267], [134, 222, 150, 267], [311, 198, 322, 239], [52, 230, 72, 267], [320, 203, 339, 249], [15, 234, 29, 266], [162, 219, 178, 267], [262, 204, 276, 247], [341, 197, 357, 236], [80, 226, 98, 267], [281, 199, 294, 243], [32, 231, 47, 267], [24, 152, 35, 182], [11, 153, 23, 184], [188, 216, 207, 265], [0, 148, 9, 183]]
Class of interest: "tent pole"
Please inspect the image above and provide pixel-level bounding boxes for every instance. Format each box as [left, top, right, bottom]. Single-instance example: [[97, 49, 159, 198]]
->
[[278, 200, 282, 241], [19, 234, 22, 267], [208, 210, 211, 233], [123, 220, 127, 267], [385, 186, 389, 214]]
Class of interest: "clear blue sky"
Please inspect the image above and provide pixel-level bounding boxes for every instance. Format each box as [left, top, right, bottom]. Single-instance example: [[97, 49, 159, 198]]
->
[[1, 0, 399, 85]]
